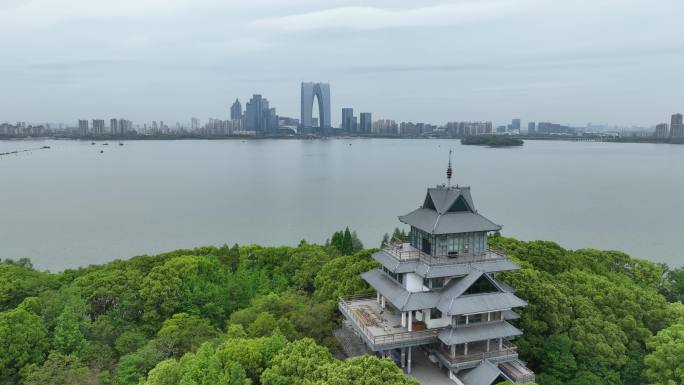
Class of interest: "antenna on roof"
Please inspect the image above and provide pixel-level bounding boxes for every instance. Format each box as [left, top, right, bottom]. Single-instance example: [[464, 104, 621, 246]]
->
[[446, 149, 453, 187]]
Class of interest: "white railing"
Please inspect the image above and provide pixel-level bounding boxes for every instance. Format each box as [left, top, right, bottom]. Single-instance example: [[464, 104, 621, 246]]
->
[[383, 239, 507, 265]]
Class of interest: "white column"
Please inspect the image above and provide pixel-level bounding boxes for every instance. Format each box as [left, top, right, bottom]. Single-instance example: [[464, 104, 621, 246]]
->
[[450, 344, 456, 358], [486, 339, 490, 352], [499, 338, 503, 350], [407, 347, 412, 374], [408, 311, 413, 332], [464, 342, 469, 355], [487, 312, 491, 322], [465, 314, 469, 325], [401, 312, 406, 327], [377, 292, 380, 303], [381, 295, 386, 309]]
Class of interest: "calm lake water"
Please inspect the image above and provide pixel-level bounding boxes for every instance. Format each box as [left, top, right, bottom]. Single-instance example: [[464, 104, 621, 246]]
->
[[1, 138, 683, 271]]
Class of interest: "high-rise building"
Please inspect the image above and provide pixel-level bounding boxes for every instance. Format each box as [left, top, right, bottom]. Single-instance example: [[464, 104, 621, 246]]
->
[[78, 120, 89, 137], [92, 119, 105, 135], [301, 82, 331, 132], [670, 113, 683, 138], [655, 123, 669, 138], [338, 174, 535, 383], [231, 99, 242, 121], [119, 119, 132, 135], [527, 122, 536, 134], [511, 119, 520, 130], [244, 94, 264, 132], [110, 119, 118, 135], [341, 108, 354, 133], [244, 94, 276, 134], [359, 112, 372, 133]]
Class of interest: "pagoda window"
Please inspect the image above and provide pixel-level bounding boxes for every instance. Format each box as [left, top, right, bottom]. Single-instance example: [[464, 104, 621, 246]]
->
[[382, 266, 403, 284], [422, 277, 445, 290]]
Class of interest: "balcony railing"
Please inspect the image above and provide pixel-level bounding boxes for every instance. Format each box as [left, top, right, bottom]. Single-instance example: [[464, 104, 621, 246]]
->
[[438, 341, 518, 365], [383, 239, 507, 265], [339, 295, 443, 348]]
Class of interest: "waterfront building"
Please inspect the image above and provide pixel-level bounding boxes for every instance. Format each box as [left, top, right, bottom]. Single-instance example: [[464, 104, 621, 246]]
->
[[670, 113, 683, 138], [511, 119, 520, 131], [359, 112, 372, 133], [93, 119, 105, 135], [445, 122, 493, 137], [301, 82, 331, 133], [339, 160, 534, 384], [78, 120, 89, 136], [655, 123, 669, 138], [110, 119, 118, 135], [119, 119, 132, 135], [231, 99, 242, 121], [341, 108, 354, 133], [243, 94, 278, 134], [527, 122, 535, 135], [372, 119, 398, 135]]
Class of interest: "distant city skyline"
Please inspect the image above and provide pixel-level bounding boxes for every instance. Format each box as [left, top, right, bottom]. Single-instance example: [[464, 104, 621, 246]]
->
[[1, 1, 683, 126]]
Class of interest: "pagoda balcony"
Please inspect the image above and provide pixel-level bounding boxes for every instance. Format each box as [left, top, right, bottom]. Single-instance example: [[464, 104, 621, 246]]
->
[[433, 340, 519, 369], [338, 295, 444, 351], [383, 241, 507, 265]]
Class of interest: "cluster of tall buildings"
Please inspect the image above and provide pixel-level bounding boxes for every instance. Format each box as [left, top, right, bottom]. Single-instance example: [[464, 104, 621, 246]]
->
[[654, 113, 684, 139], [78, 119, 132, 137], [529, 121, 576, 135], [0, 122, 46, 137], [340, 108, 372, 134], [230, 95, 281, 134], [445, 122, 493, 136]]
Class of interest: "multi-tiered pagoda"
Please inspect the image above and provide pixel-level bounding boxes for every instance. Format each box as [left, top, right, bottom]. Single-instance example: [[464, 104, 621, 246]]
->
[[339, 161, 535, 385]]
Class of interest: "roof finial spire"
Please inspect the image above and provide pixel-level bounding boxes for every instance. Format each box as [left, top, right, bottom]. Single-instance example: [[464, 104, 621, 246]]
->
[[446, 149, 453, 187]]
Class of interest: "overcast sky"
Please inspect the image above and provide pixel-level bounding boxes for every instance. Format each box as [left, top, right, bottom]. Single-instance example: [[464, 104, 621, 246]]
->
[[1, 0, 683, 127]]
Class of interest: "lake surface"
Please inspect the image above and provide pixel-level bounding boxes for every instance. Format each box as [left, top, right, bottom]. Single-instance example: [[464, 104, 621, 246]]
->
[[1, 138, 683, 271]]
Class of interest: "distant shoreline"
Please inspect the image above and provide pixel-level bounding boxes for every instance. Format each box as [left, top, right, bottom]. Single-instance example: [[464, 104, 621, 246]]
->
[[1, 134, 683, 145]]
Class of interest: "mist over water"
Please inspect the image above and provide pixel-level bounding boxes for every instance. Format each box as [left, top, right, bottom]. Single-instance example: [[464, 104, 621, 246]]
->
[[1, 138, 682, 271]]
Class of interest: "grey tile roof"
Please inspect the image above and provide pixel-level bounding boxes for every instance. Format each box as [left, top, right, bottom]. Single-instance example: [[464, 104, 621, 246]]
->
[[438, 321, 522, 345], [363, 268, 528, 315], [438, 292, 528, 316], [399, 208, 502, 235], [437, 271, 484, 311], [426, 186, 476, 214], [418, 259, 521, 278], [502, 310, 521, 320], [372, 251, 418, 274], [461, 360, 504, 385], [361, 269, 439, 311]]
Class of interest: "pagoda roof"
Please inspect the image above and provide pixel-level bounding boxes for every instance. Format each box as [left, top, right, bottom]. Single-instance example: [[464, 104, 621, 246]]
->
[[361, 269, 438, 311], [460, 360, 505, 385], [415, 259, 520, 278], [437, 291, 528, 316], [438, 321, 522, 345], [362, 268, 527, 314], [399, 185, 501, 235]]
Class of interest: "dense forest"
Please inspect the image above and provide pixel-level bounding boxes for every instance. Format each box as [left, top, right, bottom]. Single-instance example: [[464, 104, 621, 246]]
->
[[1, 228, 684, 385]]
